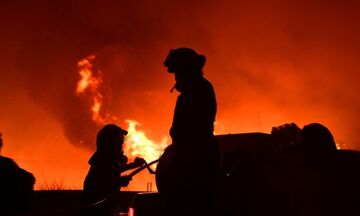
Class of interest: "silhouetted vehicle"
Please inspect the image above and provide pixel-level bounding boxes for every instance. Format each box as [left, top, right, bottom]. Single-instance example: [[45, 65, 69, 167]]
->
[[128, 132, 360, 216]]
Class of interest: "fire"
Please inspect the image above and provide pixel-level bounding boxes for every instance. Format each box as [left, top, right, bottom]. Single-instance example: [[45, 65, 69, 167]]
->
[[76, 55, 114, 124], [124, 120, 168, 165], [76, 55, 100, 94], [76, 55, 168, 166]]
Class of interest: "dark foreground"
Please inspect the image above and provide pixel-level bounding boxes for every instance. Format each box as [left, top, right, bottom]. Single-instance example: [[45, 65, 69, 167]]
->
[[8, 133, 360, 216]]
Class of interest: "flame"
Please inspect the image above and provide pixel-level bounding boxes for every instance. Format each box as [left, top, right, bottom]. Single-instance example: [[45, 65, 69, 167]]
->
[[124, 120, 168, 165], [76, 55, 100, 94], [76, 55, 114, 124], [76, 55, 168, 166], [336, 142, 344, 150]]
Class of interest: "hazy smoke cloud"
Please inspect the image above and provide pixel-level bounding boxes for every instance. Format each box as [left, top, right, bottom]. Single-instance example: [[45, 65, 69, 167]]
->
[[1, 0, 359, 150]]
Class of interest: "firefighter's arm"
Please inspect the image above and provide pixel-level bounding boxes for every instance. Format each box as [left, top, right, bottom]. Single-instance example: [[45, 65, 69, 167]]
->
[[118, 175, 132, 187], [120, 157, 146, 173]]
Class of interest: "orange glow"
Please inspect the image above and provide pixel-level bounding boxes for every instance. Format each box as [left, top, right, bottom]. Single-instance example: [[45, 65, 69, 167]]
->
[[124, 120, 168, 167], [76, 55, 115, 125], [77, 55, 168, 170], [76, 55, 99, 94], [127, 207, 134, 216], [1, 1, 359, 191]]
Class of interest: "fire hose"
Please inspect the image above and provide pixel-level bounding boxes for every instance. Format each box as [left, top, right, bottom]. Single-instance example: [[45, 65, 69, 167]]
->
[[85, 158, 160, 208], [48, 159, 160, 216], [128, 158, 159, 177]]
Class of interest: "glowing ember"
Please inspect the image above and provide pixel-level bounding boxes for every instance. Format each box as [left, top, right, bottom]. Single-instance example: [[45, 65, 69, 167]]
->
[[336, 142, 344, 150], [124, 120, 168, 165]]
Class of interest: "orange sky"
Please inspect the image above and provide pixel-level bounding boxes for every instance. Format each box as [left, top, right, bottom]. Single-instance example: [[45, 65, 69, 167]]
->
[[0, 0, 359, 190]]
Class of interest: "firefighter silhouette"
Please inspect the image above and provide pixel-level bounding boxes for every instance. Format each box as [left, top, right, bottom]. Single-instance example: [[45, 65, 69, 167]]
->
[[0, 132, 35, 215], [83, 124, 145, 216], [157, 48, 221, 216]]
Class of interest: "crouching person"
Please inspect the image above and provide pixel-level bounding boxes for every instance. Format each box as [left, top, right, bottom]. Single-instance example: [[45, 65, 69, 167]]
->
[[82, 124, 145, 216]]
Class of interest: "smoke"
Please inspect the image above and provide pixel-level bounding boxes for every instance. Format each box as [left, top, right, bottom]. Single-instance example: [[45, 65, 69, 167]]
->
[[1, 0, 359, 151]]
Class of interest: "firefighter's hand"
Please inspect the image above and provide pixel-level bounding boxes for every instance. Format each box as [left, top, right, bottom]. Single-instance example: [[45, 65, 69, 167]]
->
[[119, 175, 132, 187], [120, 155, 128, 165], [133, 157, 146, 167]]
